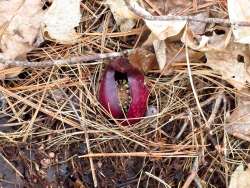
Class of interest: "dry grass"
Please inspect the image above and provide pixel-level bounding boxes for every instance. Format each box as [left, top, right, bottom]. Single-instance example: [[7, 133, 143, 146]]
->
[[0, 0, 249, 187]]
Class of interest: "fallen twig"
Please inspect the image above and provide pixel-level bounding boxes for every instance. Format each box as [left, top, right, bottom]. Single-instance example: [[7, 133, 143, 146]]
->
[[79, 151, 198, 158], [125, 0, 250, 27], [0, 49, 133, 67]]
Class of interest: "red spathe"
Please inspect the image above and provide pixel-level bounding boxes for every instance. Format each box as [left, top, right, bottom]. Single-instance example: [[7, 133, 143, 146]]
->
[[99, 58, 149, 125]]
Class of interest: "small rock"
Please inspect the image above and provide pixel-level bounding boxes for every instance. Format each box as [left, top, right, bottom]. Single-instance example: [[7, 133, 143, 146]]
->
[[97, 161, 102, 168], [48, 152, 55, 159], [146, 105, 158, 116]]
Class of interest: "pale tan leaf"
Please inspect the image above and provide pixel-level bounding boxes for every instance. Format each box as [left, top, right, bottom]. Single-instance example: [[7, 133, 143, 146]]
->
[[182, 26, 231, 51], [205, 42, 250, 90], [227, 105, 250, 136], [182, 26, 250, 89], [145, 18, 186, 40], [229, 164, 250, 188], [228, 0, 250, 44], [142, 33, 158, 47], [105, 0, 138, 32], [226, 92, 250, 139], [43, 0, 81, 44], [131, 1, 186, 40], [0, 0, 44, 60], [153, 40, 167, 70]]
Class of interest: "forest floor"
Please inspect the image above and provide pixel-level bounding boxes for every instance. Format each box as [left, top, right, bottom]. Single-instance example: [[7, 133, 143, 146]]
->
[[0, 0, 250, 187]]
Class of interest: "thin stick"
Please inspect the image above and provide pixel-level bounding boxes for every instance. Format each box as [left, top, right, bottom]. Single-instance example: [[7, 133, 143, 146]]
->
[[184, 28, 208, 126], [79, 152, 197, 158], [0, 49, 133, 67], [125, 0, 250, 27]]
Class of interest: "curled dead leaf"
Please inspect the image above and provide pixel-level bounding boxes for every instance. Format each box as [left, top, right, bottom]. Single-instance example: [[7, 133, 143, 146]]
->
[[131, 1, 186, 40], [43, 0, 81, 44], [145, 17, 186, 41], [105, 0, 138, 32], [142, 35, 169, 71], [165, 42, 203, 63]]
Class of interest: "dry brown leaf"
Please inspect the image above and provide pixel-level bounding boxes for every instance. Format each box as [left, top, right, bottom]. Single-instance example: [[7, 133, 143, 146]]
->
[[182, 26, 231, 51], [131, 1, 186, 40], [145, 18, 186, 40], [0, 0, 44, 79], [142, 34, 167, 70], [43, 0, 81, 44], [165, 42, 203, 63], [182, 26, 250, 89], [0, 0, 44, 60], [228, 0, 250, 44], [142, 33, 158, 47], [161, 42, 203, 75], [205, 42, 250, 90], [152, 0, 191, 14], [128, 48, 157, 72], [227, 104, 250, 137], [226, 92, 250, 140], [105, 0, 138, 32], [229, 164, 250, 188], [143, 33, 203, 73]]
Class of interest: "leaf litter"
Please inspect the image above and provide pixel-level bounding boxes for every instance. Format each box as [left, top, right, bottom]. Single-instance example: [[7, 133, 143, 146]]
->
[[0, 0, 250, 187]]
